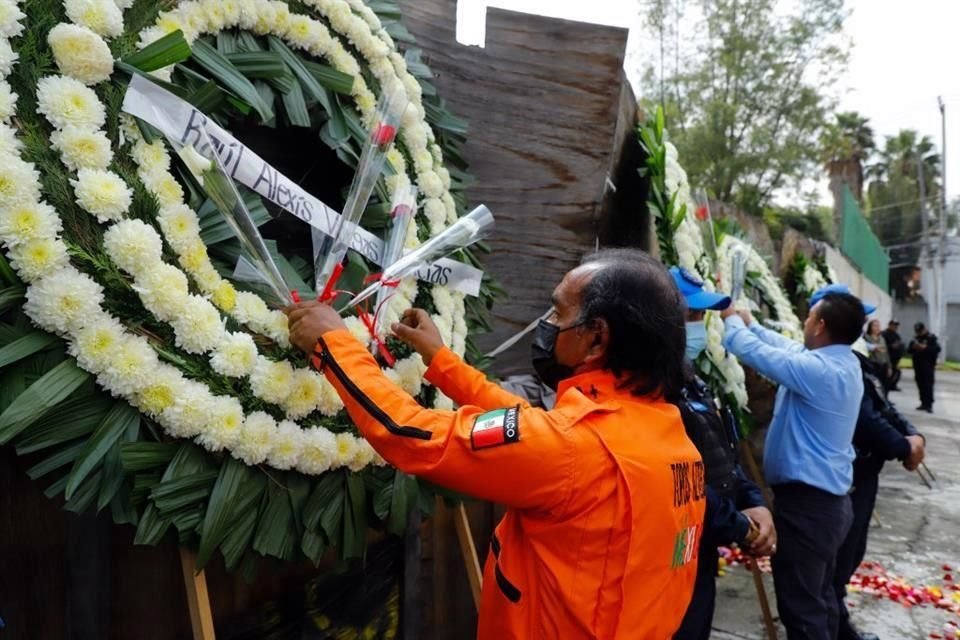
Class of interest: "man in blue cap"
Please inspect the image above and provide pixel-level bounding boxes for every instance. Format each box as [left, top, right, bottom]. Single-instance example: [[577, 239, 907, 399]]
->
[[721, 283, 868, 640], [670, 267, 775, 640]]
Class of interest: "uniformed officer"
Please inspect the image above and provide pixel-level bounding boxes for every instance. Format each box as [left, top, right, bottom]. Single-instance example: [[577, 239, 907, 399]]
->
[[287, 249, 706, 639], [669, 267, 775, 639]]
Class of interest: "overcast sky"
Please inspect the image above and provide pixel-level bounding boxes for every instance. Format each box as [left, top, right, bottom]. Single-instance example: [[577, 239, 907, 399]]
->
[[457, 0, 960, 206]]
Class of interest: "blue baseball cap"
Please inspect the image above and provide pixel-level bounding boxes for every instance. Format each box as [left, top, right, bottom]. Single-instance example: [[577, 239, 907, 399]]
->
[[808, 283, 877, 315], [670, 266, 731, 311]]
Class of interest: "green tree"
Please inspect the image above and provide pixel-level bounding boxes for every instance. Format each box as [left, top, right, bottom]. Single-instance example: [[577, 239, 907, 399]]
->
[[640, 0, 848, 214], [864, 130, 941, 298], [821, 110, 875, 203]]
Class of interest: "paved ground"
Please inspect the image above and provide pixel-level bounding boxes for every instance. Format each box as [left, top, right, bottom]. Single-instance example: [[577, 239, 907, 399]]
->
[[712, 368, 960, 640]]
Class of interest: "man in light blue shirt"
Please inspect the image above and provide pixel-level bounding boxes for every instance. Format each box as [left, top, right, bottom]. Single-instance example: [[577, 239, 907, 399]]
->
[[720, 285, 869, 640]]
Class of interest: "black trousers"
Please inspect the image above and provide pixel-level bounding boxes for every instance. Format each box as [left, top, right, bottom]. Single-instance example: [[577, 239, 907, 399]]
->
[[915, 365, 935, 409], [674, 537, 719, 639], [772, 483, 853, 640], [833, 471, 880, 639]]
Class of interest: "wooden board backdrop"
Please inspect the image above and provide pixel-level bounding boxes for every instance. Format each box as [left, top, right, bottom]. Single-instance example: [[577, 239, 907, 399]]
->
[[400, 1, 643, 376]]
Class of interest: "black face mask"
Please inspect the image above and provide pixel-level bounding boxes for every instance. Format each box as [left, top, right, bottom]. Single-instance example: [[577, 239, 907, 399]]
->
[[531, 319, 585, 390]]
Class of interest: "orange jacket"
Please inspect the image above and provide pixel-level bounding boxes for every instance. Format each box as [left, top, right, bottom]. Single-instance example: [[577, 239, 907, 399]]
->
[[313, 329, 706, 639]]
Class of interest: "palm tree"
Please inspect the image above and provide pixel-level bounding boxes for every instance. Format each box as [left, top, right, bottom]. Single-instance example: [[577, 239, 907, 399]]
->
[[821, 111, 876, 203]]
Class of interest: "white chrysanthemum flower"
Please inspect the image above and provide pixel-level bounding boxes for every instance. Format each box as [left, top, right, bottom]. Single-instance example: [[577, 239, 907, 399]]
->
[[37, 75, 107, 130], [141, 170, 184, 207], [68, 315, 126, 373], [48, 23, 114, 85], [343, 316, 371, 348], [0, 123, 21, 156], [267, 420, 303, 470], [333, 432, 359, 469], [113, 0, 135, 10], [197, 395, 244, 452], [283, 368, 325, 419], [170, 3, 209, 37], [133, 263, 190, 320], [394, 354, 426, 396], [188, 264, 218, 295], [0, 0, 24, 38], [348, 437, 377, 472], [249, 357, 294, 405], [156, 203, 200, 252], [98, 334, 160, 397], [209, 331, 258, 378], [315, 376, 342, 416], [433, 391, 454, 411], [418, 171, 444, 200], [103, 219, 163, 274], [135, 25, 166, 51], [161, 380, 213, 438], [0, 80, 16, 121], [0, 202, 62, 245], [233, 291, 270, 326], [210, 280, 237, 312], [171, 296, 225, 353], [232, 411, 276, 465], [8, 237, 70, 281], [23, 266, 103, 334], [0, 160, 39, 212], [202, 2, 228, 31], [131, 138, 170, 173], [0, 38, 17, 79], [51, 127, 112, 171], [72, 168, 132, 222], [423, 198, 446, 232], [219, 0, 242, 25], [65, 0, 124, 38], [296, 427, 336, 474], [133, 366, 186, 417]]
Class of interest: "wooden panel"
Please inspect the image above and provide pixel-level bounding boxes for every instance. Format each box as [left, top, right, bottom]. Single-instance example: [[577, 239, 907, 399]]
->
[[400, 2, 635, 374]]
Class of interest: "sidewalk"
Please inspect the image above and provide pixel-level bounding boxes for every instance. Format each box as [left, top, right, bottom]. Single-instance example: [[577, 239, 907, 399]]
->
[[711, 369, 960, 639]]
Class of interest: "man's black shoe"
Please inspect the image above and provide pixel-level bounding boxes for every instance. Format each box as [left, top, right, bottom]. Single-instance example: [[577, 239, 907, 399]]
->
[[917, 405, 926, 410]]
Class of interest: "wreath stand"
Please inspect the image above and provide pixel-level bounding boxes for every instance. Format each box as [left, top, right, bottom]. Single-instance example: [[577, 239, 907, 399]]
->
[[180, 548, 216, 640], [739, 441, 780, 640]]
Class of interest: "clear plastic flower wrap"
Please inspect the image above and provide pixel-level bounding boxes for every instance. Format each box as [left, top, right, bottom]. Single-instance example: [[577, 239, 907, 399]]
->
[[313, 82, 408, 300], [730, 244, 748, 305], [347, 204, 494, 309], [171, 130, 294, 308], [372, 184, 417, 336]]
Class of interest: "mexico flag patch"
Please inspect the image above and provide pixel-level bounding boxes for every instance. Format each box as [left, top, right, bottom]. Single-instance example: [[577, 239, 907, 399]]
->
[[471, 406, 521, 450]]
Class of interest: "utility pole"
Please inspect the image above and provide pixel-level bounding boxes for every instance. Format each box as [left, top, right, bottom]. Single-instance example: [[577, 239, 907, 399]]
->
[[918, 151, 935, 334], [938, 96, 948, 359]]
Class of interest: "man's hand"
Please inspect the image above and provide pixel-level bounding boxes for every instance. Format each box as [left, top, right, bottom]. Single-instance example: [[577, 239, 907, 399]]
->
[[742, 506, 777, 556], [721, 306, 754, 325], [903, 434, 926, 471], [392, 309, 444, 365], [284, 300, 346, 354]]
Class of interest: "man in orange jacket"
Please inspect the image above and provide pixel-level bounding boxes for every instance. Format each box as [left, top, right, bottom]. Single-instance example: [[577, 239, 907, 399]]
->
[[287, 249, 706, 639]]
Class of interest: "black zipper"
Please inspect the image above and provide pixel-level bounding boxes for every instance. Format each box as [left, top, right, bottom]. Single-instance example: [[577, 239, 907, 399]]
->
[[315, 337, 432, 440], [491, 534, 521, 603]]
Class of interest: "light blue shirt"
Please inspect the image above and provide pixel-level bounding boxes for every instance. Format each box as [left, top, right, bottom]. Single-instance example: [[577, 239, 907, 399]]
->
[[722, 316, 861, 495]]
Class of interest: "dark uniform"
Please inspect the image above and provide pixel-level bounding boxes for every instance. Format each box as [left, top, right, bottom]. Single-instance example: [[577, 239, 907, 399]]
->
[[908, 330, 940, 411], [834, 354, 922, 640], [880, 326, 904, 390], [674, 373, 765, 640]]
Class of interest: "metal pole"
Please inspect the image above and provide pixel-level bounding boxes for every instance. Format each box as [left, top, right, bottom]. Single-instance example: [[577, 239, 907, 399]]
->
[[938, 97, 948, 358], [917, 152, 934, 331]]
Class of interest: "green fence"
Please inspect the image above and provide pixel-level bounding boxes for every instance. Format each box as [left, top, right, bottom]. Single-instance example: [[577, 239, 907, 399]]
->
[[841, 185, 890, 291]]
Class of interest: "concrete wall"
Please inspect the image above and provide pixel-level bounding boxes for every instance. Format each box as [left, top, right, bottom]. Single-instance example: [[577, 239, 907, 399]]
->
[[825, 245, 893, 322]]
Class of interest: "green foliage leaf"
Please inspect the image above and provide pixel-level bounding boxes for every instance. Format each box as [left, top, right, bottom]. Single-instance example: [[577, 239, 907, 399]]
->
[[0, 359, 91, 445], [197, 458, 265, 568], [252, 483, 296, 560], [122, 29, 192, 72], [26, 440, 86, 480], [191, 38, 274, 122], [65, 402, 140, 500], [15, 394, 110, 454], [0, 331, 59, 369], [0, 285, 25, 313], [120, 442, 179, 472]]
